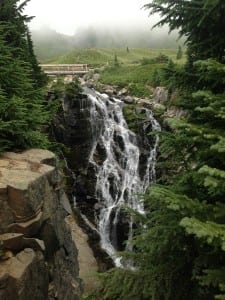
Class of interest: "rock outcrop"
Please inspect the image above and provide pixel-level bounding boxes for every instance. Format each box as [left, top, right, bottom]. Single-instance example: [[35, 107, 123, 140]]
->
[[0, 149, 82, 300], [81, 75, 188, 120]]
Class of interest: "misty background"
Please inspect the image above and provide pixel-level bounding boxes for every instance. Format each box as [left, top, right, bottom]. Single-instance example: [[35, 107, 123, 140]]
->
[[32, 26, 183, 61], [24, 0, 184, 61]]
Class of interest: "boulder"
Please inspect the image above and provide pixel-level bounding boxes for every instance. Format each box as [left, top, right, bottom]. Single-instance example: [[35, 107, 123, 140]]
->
[[104, 88, 115, 96], [152, 86, 168, 103], [118, 87, 128, 96], [123, 96, 135, 104], [152, 103, 166, 111], [92, 73, 100, 82], [0, 150, 82, 299], [137, 98, 153, 109], [163, 107, 188, 119], [0, 248, 48, 300]]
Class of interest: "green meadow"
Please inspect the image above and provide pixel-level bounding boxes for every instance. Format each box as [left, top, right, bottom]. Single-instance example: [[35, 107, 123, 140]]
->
[[49, 48, 186, 97], [50, 47, 185, 66]]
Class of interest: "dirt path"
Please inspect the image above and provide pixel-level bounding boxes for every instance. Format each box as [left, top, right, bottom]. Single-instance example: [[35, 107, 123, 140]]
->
[[66, 215, 99, 293]]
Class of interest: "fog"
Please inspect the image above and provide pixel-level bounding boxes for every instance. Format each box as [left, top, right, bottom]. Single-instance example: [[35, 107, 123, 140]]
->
[[31, 25, 183, 61], [23, 0, 184, 60], [24, 0, 156, 35]]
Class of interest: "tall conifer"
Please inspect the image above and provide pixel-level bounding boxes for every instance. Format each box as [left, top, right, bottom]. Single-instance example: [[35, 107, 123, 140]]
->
[[0, 0, 49, 152], [94, 1, 225, 299]]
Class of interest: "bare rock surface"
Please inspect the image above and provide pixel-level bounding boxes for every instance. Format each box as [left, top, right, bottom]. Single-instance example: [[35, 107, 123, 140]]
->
[[0, 248, 48, 300], [0, 149, 82, 300], [66, 215, 99, 293]]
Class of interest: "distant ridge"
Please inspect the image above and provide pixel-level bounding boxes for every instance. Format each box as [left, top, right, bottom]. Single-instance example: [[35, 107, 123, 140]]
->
[[31, 26, 184, 62]]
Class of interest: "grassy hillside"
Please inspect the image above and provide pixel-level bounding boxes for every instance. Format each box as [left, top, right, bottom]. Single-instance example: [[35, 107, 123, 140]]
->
[[32, 26, 185, 62], [49, 48, 185, 66], [49, 48, 186, 98]]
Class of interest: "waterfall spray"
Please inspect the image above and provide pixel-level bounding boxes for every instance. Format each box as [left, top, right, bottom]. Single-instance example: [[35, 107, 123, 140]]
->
[[80, 88, 160, 266]]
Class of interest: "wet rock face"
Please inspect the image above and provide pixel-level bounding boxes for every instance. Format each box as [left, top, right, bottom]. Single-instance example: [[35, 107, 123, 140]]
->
[[53, 88, 160, 265], [0, 149, 82, 300], [52, 90, 107, 216], [53, 92, 104, 172]]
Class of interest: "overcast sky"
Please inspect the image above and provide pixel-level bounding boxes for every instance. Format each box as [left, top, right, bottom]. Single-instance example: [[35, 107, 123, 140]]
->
[[23, 0, 158, 35]]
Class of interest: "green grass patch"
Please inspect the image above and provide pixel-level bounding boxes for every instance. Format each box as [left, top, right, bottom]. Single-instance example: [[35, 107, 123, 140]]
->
[[100, 64, 161, 85], [128, 83, 152, 98], [49, 49, 109, 66], [50, 48, 186, 67], [99, 63, 164, 97]]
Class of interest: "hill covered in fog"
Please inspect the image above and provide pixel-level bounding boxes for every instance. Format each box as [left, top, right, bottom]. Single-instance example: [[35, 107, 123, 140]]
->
[[32, 25, 184, 61]]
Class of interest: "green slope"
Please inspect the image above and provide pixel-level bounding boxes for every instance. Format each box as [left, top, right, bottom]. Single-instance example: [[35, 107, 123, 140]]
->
[[49, 48, 185, 67]]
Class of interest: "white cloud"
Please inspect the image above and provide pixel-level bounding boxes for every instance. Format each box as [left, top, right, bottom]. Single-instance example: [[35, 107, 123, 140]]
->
[[23, 0, 155, 35]]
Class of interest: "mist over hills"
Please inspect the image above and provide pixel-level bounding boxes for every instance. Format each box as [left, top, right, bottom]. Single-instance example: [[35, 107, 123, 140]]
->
[[32, 25, 184, 62], [31, 27, 75, 61]]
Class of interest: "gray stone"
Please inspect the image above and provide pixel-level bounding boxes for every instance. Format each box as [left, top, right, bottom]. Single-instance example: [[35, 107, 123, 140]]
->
[[105, 88, 115, 96], [0, 249, 48, 300], [152, 86, 168, 103], [93, 74, 100, 82], [123, 96, 135, 104], [137, 99, 153, 109], [0, 150, 82, 299], [118, 87, 128, 96], [152, 103, 166, 111]]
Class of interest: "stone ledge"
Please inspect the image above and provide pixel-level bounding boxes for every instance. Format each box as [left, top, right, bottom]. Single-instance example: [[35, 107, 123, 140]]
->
[[0, 233, 45, 253], [0, 150, 56, 234], [2, 149, 56, 166]]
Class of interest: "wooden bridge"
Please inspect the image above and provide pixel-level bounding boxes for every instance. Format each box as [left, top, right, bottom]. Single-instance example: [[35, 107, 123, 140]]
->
[[39, 64, 89, 75]]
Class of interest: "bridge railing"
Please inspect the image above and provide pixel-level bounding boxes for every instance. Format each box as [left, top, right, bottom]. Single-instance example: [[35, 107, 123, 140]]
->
[[39, 64, 89, 75]]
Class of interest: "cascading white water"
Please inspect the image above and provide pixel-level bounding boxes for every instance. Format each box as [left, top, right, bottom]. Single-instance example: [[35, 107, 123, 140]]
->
[[83, 88, 160, 266]]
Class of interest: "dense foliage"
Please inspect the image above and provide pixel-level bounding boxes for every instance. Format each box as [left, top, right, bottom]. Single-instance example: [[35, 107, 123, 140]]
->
[[144, 0, 225, 62], [93, 1, 225, 299], [0, 0, 49, 152]]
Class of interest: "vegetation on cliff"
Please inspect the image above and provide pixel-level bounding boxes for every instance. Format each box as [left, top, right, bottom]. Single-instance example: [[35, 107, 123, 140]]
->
[[0, 0, 49, 152], [92, 1, 225, 299]]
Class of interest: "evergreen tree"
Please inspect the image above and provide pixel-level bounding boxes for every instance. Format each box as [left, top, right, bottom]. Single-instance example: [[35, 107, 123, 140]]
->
[[94, 1, 225, 299], [176, 45, 183, 60], [144, 0, 225, 62], [26, 29, 47, 88], [0, 0, 46, 88], [153, 59, 225, 299], [0, 1, 50, 152], [114, 53, 119, 66], [94, 61, 225, 299], [151, 68, 161, 87]]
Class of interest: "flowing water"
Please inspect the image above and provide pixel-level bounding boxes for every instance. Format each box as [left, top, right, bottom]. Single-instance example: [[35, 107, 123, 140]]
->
[[82, 88, 160, 266]]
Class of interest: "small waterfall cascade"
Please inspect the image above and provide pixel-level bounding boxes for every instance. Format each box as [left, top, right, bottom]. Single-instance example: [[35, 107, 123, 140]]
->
[[79, 88, 160, 266]]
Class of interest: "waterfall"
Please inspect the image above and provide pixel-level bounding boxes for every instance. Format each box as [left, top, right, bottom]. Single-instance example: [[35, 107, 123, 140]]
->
[[80, 87, 160, 266]]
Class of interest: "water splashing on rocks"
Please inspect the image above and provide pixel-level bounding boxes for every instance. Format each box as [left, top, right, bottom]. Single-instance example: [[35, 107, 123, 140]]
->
[[80, 88, 160, 266]]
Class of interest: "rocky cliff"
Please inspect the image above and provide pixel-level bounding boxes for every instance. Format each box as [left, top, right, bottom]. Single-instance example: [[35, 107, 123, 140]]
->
[[0, 149, 82, 300], [51, 86, 161, 266]]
